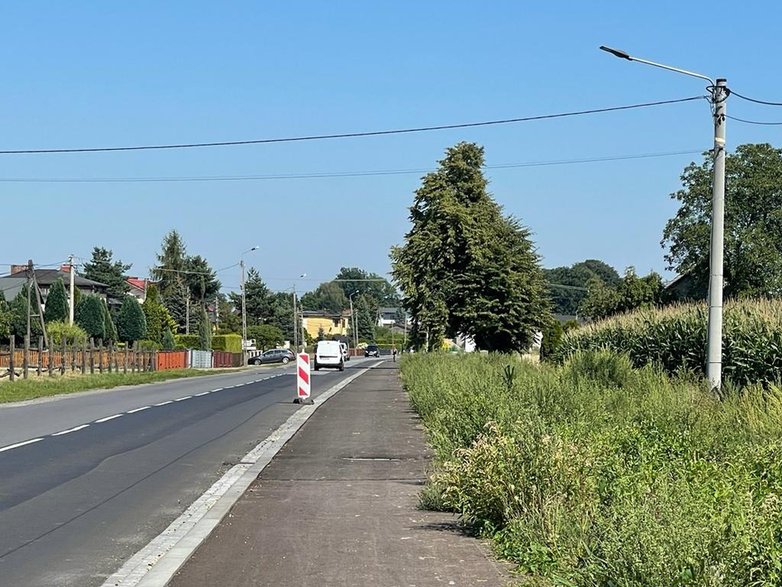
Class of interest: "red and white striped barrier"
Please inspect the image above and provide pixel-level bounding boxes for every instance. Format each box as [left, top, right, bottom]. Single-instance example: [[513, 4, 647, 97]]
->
[[296, 353, 311, 402]]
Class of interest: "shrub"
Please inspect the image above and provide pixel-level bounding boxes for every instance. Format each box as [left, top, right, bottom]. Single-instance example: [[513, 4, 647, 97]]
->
[[117, 296, 147, 343], [46, 321, 88, 345], [137, 339, 161, 351], [161, 328, 176, 350], [176, 334, 200, 349], [212, 334, 242, 353]]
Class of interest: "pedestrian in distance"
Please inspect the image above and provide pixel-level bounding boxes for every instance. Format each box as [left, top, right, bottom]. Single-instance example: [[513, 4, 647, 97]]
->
[[392, 346, 397, 362]]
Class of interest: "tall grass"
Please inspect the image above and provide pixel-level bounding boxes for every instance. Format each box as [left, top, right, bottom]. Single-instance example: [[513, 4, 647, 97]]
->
[[555, 298, 782, 387], [402, 352, 782, 586]]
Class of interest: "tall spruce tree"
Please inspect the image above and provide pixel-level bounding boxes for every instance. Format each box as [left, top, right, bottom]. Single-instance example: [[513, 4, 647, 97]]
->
[[392, 142, 551, 352], [117, 296, 147, 343], [81, 247, 131, 303], [44, 278, 69, 323]]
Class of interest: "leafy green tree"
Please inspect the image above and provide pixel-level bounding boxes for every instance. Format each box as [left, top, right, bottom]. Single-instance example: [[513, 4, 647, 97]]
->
[[161, 327, 176, 350], [579, 267, 663, 320], [81, 247, 131, 303], [102, 299, 118, 343], [228, 268, 272, 326], [75, 295, 106, 340], [117, 296, 147, 343], [215, 293, 241, 333], [334, 267, 399, 306], [266, 292, 295, 342], [300, 281, 348, 314], [44, 278, 69, 324], [197, 307, 212, 350], [355, 295, 376, 342], [392, 142, 551, 352], [0, 291, 11, 341], [663, 143, 782, 299], [142, 284, 177, 343], [151, 230, 188, 295], [9, 285, 44, 340], [545, 260, 620, 315], [246, 324, 284, 350], [184, 254, 221, 302]]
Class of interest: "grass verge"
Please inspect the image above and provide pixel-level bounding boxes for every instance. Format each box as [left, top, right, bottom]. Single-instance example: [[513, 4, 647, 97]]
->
[[402, 351, 782, 586], [0, 368, 244, 404]]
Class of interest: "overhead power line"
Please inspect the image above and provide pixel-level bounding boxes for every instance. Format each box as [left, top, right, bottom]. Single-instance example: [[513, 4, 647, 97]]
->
[[729, 89, 782, 107], [726, 114, 782, 126], [0, 96, 705, 155], [0, 149, 706, 184]]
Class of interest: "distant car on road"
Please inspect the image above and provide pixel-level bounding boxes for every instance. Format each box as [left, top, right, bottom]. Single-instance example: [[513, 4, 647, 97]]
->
[[364, 344, 380, 358], [248, 349, 295, 365], [314, 340, 344, 371]]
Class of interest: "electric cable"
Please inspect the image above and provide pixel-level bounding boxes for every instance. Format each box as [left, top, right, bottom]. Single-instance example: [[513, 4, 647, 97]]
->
[[0, 96, 705, 155]]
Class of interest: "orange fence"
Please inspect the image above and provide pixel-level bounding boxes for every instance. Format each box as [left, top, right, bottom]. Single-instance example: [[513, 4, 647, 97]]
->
[[155, 351, 188, 371]]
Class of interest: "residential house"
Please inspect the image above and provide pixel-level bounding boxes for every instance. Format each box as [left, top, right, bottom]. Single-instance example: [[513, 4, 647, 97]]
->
[[0, 264, 108, 305], [126, 277, 153, 303], [301, 310, 351, 340], [377, 306, 407, 327]]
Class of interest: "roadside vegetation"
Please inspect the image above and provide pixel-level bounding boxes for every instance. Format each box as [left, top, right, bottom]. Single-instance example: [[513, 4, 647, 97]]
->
[[403, 352, 782, 586], [0, 368, 239, 404], [554, 298, 782, 387]]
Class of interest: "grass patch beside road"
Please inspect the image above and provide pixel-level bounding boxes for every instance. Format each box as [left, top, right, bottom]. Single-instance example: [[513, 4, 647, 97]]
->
[[402, 352, 782, 586], [0, 369, 243, 404]]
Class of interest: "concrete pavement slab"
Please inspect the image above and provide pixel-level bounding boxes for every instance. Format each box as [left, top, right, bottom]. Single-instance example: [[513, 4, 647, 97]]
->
[[169, 363, 513, 586]]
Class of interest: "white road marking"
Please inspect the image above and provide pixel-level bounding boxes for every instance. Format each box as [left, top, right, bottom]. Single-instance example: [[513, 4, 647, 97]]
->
[[128, 406, 151, 414], [52, 424, 90, 436], [212, 388, 223, 392], [0, 437, 44, 453], [195, 391, 210, 397], [95, 414, 123, 423], [154, 400, 173, 407], [174, 396, 191, 402]]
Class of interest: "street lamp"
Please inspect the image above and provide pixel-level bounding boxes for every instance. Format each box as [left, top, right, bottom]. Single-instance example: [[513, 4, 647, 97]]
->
[[600, 45, 727, 391], [348, 290, 359, 349], [292, 273, 306, 353], [240, 246, 259, 366]]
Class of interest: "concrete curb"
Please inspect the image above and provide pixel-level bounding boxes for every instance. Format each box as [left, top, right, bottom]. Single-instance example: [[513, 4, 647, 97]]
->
[[101, 363, 381, 587]]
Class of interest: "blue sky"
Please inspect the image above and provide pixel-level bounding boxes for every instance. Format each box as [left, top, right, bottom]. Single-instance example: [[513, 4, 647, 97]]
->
[[1, 1, 780, 295]]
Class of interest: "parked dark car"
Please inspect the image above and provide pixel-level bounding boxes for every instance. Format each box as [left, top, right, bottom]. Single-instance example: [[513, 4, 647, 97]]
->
[[248, 349, 295, 365], [364, 344, 380, 358]]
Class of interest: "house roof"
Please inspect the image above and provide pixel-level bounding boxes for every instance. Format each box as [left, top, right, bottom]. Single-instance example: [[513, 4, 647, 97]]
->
[[0, 269, 109, 289], [126, 277, 147, 291]]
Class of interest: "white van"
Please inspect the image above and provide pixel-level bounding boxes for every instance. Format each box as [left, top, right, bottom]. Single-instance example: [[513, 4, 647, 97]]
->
[[314, 340, 344, 371]]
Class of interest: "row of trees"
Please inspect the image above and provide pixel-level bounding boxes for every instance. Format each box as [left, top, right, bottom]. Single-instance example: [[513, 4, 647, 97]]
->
[[543, 143, 782, 323]]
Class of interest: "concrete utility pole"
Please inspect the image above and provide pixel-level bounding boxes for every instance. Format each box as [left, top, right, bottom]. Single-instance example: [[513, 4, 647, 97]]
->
[[240, 259, 247, 365], [68, 254, 75, 325], [600, 45, 727, 391], [707, 79, 728, 391], [292, 287, 298, 352], [239, 246, 259, 366]]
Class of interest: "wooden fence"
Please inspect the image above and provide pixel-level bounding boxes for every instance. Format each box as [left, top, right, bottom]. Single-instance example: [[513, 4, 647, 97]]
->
[[1, 336, 245, 382]]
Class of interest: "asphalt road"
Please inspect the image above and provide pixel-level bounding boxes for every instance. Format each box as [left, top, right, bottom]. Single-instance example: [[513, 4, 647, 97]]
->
[[0, 359, 376, 587]]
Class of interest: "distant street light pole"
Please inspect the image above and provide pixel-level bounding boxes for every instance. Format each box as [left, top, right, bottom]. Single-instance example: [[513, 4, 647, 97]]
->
[[348, 291, 359, 349], [240, 246, 259, 367], [600, 46, 727, 391], [292, 273, 306, 353]]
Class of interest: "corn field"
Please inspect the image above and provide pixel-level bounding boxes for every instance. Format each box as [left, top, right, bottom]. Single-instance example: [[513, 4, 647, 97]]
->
[[555, 298, 782, 386]]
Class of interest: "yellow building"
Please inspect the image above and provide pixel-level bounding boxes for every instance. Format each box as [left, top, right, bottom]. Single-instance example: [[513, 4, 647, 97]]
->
[[301, 310, 351, 340]]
